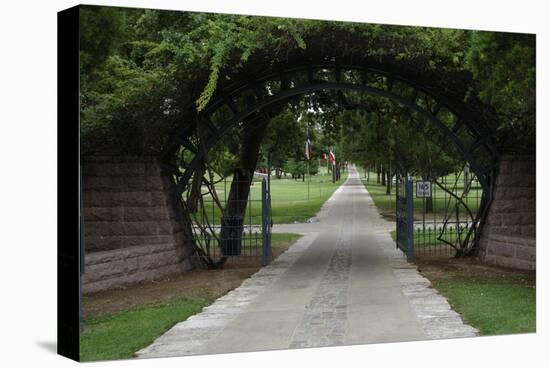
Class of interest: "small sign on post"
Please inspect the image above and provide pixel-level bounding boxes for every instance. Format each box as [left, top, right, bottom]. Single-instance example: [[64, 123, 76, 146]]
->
[[416, 180, 432, 198]]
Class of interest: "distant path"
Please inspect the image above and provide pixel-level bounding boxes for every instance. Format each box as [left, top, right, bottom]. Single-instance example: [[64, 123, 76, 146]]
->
[[137, 167, 476, 358]]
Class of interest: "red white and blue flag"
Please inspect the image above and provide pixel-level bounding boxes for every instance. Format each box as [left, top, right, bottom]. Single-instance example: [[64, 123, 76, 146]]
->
[[329, 149, 336, 166], [305, 138, 313, 161]]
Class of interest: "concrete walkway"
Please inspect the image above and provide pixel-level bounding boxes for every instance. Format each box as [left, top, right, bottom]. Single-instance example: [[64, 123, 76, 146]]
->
[[136, 167, 476, 358]]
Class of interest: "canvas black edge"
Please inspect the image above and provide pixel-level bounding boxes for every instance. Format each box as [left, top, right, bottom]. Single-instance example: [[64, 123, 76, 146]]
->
[[57, 4, 81, 362]]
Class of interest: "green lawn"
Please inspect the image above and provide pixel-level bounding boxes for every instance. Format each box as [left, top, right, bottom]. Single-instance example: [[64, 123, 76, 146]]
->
[[431, 277, 536, 335], [80, 297, 208, 361], [201, 172, 348, 225], [80, 233, 302, 362], [388, 232, 535, 336], [361, 177, 396, 220], [270, 232, 302, 247]]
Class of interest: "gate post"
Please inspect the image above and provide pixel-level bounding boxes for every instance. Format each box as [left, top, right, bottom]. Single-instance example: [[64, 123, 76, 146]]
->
[[79, 167, 85, 329], [405, 177, 415, 261], [261, 178, 272, 266], [395, 176, 400, 249]]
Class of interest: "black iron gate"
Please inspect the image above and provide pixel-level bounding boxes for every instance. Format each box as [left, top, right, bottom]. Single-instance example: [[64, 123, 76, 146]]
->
[[261, 177, 272, 266], [394, 166, 483, 260], [187, 173, 272, 268], [396, 175, 414, 261]]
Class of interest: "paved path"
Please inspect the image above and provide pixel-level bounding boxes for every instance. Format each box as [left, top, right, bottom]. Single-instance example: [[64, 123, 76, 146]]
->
[[136, 167, 476, 358]]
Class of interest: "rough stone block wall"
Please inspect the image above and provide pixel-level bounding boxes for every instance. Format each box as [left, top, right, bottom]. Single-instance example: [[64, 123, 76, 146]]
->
[[479, 155, 536, 270], [81, 156, 196, 294]]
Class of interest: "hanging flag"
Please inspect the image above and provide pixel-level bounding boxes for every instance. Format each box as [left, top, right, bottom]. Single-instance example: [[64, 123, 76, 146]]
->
[[305, 138, 313, 161], [329, 149, 336, 166]]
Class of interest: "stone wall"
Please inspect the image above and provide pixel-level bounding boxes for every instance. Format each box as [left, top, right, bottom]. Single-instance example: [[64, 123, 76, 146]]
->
[[81, 156, 196, 294], [479, 155, 536, 270]]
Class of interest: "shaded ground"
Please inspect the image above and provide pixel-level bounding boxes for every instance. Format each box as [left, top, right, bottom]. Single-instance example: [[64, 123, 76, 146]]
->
[[83, 234, 300, 318], [416, 255, 535, 286]]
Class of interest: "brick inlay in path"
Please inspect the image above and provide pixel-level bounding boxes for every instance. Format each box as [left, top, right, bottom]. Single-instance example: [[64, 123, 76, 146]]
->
[[289, 229, 352, 348]]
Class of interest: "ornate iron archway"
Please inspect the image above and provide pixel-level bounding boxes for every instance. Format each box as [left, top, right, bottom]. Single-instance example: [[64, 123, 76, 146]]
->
[[163, 59, 501, 251]]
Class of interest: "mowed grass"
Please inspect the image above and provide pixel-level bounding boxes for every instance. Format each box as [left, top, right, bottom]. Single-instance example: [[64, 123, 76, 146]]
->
[[266, 174, 347, 223], [430, 276, 536, 335], [202, 172, 348, 225], [80, 233, 302, 362], [80, 297, 208, 361], [361, 176, 396, 220], [391, 228, 536, 335], [270, 232, 302, 247]]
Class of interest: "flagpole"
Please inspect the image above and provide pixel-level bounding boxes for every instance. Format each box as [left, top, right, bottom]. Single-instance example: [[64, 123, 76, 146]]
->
[[307, 160, 310, 200], [327, 147, 330, 176], [305, 130, 311, 201], [331, 148, 335, 184]]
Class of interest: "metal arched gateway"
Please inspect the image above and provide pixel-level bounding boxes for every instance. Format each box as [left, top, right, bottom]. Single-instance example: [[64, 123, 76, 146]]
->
[[163, 59, 500, 257]]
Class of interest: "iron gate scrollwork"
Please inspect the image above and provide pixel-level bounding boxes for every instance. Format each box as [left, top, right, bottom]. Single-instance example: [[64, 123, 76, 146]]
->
[[163, 58, 500, 258], [166, 60, 499, 204], [187, 173, 273, 268], [393, 166, 484, 260]]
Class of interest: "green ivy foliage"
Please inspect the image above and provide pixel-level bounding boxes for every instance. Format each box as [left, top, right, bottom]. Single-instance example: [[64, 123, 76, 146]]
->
[[79, 5, 535, 156]]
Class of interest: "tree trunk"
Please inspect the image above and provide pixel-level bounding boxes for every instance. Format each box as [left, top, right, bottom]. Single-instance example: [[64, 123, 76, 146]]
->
[[463, 163, 471, 192], [219, 117, 270, 257], [423, 175, 433, 213], [381, 165, 386, 186], [425, 195, 433, 213], [386, 168, 392, 195], [377, 164, 381, 184]]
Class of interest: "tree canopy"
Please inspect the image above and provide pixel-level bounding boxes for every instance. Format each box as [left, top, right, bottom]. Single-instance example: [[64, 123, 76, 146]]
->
[[79, 5, 535, 160]]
